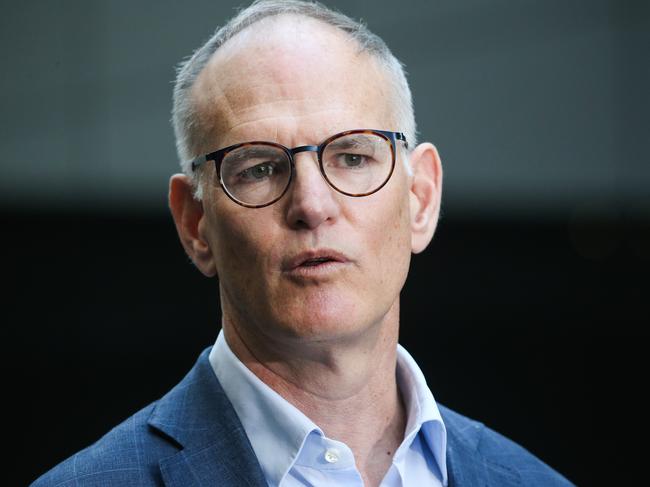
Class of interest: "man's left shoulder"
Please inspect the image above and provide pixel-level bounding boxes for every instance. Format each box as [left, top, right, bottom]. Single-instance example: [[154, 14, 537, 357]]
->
[[439, 405, 574, 486]]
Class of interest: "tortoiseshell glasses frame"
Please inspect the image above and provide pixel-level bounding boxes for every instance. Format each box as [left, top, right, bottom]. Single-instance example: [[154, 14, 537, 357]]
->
[[190, 129, 408, 208]]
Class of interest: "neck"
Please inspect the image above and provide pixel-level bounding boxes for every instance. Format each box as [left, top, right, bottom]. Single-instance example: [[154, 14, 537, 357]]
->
[[222, 300, 406, 487]]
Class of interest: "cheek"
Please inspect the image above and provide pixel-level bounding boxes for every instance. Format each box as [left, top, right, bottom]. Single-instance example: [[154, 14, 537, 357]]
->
[[364, 189, 412, 285], [207, 203, 279, 283], [383, 181, 412, 245], [202, 199, 249, 275], [389, 199, 413, 273]]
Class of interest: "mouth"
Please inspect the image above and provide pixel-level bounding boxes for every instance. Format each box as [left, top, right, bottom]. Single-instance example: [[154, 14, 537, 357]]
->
[[283, 249, 349, 275], [300, 256, 338, 267]]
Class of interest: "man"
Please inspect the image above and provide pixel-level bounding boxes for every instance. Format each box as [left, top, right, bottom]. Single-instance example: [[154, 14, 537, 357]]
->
[[33, 1, 573, 485]]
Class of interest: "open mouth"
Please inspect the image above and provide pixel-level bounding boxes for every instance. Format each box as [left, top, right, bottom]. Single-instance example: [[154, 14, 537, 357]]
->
[[300, 257, 335, 267], [283, 249, 349, 274]]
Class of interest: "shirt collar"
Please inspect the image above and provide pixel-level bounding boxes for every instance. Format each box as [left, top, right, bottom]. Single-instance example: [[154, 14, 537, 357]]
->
[[209, 330, 447, 486], [209, 331, 320, 486], [396, 343, 448, 485]]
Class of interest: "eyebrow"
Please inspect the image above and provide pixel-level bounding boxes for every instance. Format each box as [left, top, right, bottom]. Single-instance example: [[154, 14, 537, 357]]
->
[[225, 146, 286, 164], [326, 135, 377, 151]]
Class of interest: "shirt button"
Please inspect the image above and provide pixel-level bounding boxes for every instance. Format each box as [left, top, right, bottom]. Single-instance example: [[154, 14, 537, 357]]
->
[[324, 448, 340, 464]]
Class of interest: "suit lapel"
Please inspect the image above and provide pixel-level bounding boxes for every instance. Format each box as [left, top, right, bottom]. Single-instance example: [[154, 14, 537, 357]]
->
[[445, 425, 490, 487], [158, 442, 265, 487], [441, 405, 521, 487], [147, 348, 267, 487]]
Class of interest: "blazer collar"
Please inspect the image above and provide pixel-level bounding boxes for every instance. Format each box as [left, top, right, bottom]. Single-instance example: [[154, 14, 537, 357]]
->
[[147, 347, 267, 487], [440, 405, 521, 487]]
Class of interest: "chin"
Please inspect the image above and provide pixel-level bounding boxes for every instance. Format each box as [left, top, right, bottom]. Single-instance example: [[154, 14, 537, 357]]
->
[[273, 297, 376, 344]]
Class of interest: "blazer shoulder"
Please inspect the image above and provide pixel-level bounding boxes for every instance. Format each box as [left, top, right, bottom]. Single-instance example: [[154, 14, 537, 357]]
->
[[440, 405, 575, 486], [480, 425, 574, 486], [30, 401, 178, 487]]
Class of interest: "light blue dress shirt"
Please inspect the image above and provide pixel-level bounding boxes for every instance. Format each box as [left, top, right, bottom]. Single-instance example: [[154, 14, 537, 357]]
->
[[209, 331, 447, 486]]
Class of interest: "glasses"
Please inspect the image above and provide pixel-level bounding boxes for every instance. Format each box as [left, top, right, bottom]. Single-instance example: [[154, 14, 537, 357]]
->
[[190, 129, 408, 208]]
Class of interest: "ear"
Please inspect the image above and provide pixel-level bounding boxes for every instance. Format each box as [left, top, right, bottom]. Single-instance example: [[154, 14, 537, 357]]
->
[[408, 143, 443, 254], [168, 174, 217, 277]]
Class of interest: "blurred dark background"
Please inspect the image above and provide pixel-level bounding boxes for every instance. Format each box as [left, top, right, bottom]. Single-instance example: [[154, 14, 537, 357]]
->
[[3, 1, 648, 485]]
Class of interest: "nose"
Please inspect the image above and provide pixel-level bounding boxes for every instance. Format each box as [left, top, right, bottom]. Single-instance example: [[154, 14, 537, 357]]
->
[[285, 151, 341, 230]]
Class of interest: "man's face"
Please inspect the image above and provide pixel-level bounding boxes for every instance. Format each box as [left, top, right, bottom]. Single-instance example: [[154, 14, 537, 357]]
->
[[191, 18, 416, 346]]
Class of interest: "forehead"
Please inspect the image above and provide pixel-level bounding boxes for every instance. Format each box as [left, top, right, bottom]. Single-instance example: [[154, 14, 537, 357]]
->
[[190, 15, 395, 150]]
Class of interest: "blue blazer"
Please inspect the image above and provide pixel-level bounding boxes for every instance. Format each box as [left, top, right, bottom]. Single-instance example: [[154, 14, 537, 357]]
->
[[32, 348, 573, 486]]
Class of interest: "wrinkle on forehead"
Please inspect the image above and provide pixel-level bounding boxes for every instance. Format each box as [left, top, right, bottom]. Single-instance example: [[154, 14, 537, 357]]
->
[[189, 15, 395, 154], [223, 108, 362, 146]]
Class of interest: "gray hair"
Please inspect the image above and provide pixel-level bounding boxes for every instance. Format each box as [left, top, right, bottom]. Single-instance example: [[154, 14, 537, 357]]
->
[[171, 0, 417, 198]]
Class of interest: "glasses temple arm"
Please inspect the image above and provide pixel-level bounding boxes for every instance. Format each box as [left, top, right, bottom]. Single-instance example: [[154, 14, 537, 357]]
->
[[394, 132, 409, 149], [190, 155, 207, 172]]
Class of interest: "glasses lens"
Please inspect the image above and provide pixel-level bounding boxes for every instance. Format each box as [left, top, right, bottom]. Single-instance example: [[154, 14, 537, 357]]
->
[[219, 144, 291, 206], [321, 132, 394, 196]]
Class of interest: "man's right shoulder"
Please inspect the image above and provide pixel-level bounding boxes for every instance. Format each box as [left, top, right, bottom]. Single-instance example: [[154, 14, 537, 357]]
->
[[30, 401, 179, 487], [30, 347, 267, 487]]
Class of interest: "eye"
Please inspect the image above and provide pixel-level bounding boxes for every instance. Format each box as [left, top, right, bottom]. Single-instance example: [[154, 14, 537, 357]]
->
[[240, 162, 277, 180], [330, 152, 370, 169], [342, 153, 364, 167]]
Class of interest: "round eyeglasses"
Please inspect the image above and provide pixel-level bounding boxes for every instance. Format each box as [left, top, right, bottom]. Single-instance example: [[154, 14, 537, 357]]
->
[[190, 129, 408, 208]]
